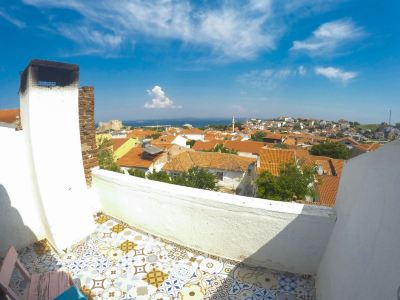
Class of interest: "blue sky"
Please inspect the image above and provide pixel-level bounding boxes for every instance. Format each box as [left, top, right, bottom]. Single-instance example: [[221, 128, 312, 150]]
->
[[0, 0, 399, 123]]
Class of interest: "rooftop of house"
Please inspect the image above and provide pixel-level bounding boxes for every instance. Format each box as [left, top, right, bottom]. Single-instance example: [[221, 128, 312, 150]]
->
[[353, 143, 382, 152], [223, 140, 267, 155], [128, 129, 155, 139], [151, 135, 176, 145], [163, 151, 256, 173], [258, 148, 345, 206], [192, 140, 220, 151], [9, 214, 315, 300], [117, 147, 162, 169], [0, 109, 20, 124], [259, 148, 296, 176], [180, 128, 204, 135], [111, 138, 129, 151]]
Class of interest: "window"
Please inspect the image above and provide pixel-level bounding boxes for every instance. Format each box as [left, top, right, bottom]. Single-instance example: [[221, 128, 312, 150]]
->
[[216, 171, 223, 181]]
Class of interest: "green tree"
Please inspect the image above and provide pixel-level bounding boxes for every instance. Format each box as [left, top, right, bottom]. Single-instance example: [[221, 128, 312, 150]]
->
[[256, 162, 316, 201], [293, 123, 301, 131], [147, 170, 171, 183], [310, 142, 350, 159], [97, 137, 123, 173], [173, 167, 218, 191], [251, 131, 265, 142], [186, 140, 196, 148], [147, 132, 162, 139], [127, 168, 146, 178]]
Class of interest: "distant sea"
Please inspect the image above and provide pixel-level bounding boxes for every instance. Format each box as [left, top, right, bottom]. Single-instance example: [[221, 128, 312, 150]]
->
[[122, 118, 246, 128]]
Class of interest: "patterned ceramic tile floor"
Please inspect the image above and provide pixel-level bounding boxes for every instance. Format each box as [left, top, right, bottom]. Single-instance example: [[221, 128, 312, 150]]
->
[[12, 214, 315, 300]]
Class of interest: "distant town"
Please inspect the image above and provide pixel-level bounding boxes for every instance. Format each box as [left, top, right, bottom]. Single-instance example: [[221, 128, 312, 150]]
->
[[93, 115, 399, 207]]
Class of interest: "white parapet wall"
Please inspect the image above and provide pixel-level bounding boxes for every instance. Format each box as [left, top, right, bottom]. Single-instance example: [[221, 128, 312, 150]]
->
[[0, 125, 49, 256], [92, 168, 336, 274], [316, 141, 400, 300]]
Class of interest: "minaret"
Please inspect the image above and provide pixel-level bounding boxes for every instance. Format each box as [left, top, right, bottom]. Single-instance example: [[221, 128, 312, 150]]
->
[[232, 115, 235, 133]]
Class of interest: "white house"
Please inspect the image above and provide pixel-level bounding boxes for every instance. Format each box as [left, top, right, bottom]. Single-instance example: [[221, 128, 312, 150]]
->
[[162, 151, 257, 195]]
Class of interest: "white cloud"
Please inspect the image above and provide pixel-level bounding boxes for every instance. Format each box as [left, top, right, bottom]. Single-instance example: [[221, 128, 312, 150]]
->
[[0, 10, 25, 28], [58, 25, 123, 55], [238, 66, 307, 89], [22, 0, 341, 60], [291, 18, 366, 56], [144, 85, 182, 109], [315, 66, 357, 84]]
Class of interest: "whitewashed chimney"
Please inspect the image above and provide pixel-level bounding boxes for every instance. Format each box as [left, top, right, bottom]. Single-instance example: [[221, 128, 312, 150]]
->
[[19, 60, 95, 250]]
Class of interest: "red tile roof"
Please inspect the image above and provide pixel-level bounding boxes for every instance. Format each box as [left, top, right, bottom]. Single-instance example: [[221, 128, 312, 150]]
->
[[0, 109, 20, 124], [223, 140, 267, 155], [192, 140, 219, 151], [259, 148, 295, 176], [316, 176, 341, 207], [117, 147, 162, 168], [112, 138, 129, 151], [163, 151, 256, 173]]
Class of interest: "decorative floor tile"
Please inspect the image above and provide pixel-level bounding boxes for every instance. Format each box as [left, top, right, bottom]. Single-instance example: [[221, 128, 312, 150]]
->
[[12, 213, 315, 299]]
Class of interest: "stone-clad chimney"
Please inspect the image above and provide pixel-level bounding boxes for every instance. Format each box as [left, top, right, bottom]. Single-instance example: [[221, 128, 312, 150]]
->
[[79, 86, 98, 186]]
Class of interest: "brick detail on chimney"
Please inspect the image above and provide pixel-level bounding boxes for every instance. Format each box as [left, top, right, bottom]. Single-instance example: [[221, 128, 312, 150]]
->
[[79, 86, 98, 186]]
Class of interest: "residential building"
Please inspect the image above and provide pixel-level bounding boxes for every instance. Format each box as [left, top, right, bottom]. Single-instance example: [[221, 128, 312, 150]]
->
[[263, 132, 286, 143], [179, 128, 205, 141], [163, 151, 257, 195], [151, 134, 188, 148], [111, 137, 140, 160], [258, 148, 344, 206], [223, 140, 268, 158]]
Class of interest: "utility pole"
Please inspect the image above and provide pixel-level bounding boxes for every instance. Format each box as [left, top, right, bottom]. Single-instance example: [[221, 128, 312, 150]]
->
[[389, 109, 392, 126]]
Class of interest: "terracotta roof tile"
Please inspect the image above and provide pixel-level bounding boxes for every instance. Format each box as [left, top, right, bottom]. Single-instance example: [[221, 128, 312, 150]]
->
[[151, 135, 176, 145], [128, 129, 156, 138], [117, 147, 162, 168], [259, 148, 295, 175], [223, 140, 267, 155], [0, 109, 20, 124], [112, 138, 129, 151], [316, 176, 341, 207], [192, 140, 219, 151], [163, 151, 256, 173]]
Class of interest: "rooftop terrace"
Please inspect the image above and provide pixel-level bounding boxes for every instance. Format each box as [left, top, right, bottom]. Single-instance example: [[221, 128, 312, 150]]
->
[[11, 215, 314, 300], [1, 60, 399, 300]]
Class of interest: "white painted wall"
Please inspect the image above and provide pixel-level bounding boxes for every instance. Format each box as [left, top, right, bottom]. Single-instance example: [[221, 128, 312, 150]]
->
[[20, 81, 95, 250], [172, 135, 188, 147], [0, 126, 48, 256], [317, 141, 400, 300], [92, 169, 335, 274], [181, 134, 204, 141]]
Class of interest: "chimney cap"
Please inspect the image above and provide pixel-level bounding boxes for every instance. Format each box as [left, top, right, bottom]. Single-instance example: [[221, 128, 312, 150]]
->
[[20, 59, 79, 94]]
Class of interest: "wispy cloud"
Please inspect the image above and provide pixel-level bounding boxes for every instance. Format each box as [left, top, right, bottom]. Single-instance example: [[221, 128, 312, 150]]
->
[[291, 18, 366, 56], [315, 66, 357, 84], [22, 0, 341, 60], [0, 9, 26, 28], [238, 66, 307, 89], [144, 86, 182, 109]]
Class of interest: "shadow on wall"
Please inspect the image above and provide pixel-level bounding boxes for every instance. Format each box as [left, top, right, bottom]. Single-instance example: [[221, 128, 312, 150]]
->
[[205, 205, 333, 300], [0, 184, 37, 257]]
